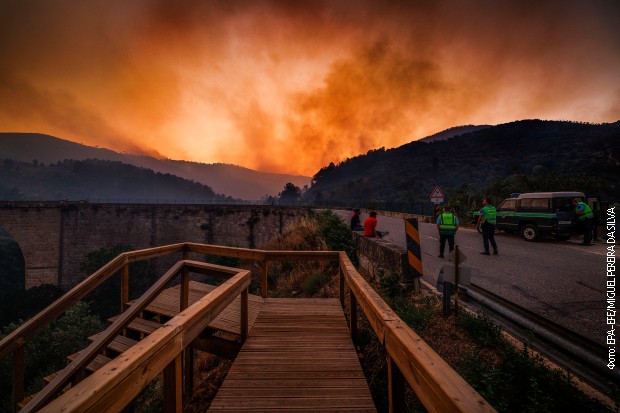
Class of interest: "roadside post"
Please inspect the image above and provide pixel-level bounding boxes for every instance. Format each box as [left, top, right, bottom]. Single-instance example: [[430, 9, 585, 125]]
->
[[404, 218, 423, 293], [441, 246, 471, 318], [454, 245, 460, 316]]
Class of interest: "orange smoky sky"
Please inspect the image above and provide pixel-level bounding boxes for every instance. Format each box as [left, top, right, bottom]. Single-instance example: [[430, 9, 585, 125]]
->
[[1, 0, 619, 176]]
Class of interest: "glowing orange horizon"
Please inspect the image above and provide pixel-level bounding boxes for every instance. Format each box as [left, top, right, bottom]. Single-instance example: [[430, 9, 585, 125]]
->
[[1, 1, 619, 176]]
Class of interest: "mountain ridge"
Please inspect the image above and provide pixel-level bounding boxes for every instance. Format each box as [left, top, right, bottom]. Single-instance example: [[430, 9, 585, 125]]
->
[[304, 119, 620, 203], [0, 133, 310, 200]]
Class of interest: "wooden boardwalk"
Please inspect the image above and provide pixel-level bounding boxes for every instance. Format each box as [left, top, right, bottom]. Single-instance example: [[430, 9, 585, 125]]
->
[[209, 298, 376, 412], [138, 280, 264, 336]]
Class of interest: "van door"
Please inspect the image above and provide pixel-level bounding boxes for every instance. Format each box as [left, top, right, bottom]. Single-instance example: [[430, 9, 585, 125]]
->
[[497, 199, 517, 232], [554, 196, 579, 235]]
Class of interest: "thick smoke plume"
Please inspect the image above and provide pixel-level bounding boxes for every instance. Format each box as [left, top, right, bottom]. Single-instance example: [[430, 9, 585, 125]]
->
[[1, 0, 619, 175]]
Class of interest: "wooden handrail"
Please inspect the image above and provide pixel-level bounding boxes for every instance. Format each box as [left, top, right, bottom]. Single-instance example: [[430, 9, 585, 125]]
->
[[339, 252, 496, 413], [0, 243, 185, 360], [184, 242, 266, 261], [38, 267, 251, 413], [22, 259, 243, 413], [3, 241, 496, 412]]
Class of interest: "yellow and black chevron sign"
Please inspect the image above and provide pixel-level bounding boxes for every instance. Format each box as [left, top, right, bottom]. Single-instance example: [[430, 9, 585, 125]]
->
[[405, 218, 423, 278]]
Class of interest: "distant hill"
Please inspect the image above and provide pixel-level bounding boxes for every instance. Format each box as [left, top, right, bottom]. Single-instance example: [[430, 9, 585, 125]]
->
[[304, 120, 620, 203], [419, 125, 491, 142], [0, 158, 229, 201], [0, 133, 310, 200]]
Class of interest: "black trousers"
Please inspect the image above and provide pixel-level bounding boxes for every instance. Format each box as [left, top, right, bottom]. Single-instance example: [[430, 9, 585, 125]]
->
[[481, 222, 497, 253], [581, 218, 594, 244], [439, 234, 455, 255]]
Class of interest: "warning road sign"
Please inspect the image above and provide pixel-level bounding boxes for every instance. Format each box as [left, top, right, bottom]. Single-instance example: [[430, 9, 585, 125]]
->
[[430, 186, 445, 204]]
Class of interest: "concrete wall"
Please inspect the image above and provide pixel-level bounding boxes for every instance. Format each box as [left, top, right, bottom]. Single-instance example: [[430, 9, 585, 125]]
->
[[0, 202, 310, 290], [352, 232, 412, 284], [356, 209, 434, 223]]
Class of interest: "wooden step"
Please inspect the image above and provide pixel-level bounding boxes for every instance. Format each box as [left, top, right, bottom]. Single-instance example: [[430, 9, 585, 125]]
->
[[17, 394, 35, 410], [88, 333, 138, 354], [66, 353, 112, 372], [19, 354, 112, 410], [108, 315, 162, 337]]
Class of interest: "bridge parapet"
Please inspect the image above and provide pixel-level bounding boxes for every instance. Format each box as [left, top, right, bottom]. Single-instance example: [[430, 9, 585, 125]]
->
[[352, 232, 408, 283], [0, 201, 310, 290]]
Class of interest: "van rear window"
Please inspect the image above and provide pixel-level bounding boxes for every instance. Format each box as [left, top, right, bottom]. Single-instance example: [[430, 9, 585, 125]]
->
[[520, 198, 549, 209], [555, 197, 576, 212]]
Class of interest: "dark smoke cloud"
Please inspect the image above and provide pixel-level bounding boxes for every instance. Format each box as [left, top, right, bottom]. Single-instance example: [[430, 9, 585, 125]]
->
[[1, 0, 619, 175]]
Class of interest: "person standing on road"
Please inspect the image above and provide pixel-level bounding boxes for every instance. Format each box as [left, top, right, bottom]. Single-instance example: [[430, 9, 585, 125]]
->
[[436, 206, 459, 258], [477, 198, 498, 255], [350, 208, 364, 231], [572, 198, 594, 246]]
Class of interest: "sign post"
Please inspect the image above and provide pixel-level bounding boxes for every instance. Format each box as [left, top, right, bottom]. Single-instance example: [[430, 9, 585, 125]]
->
[[441, 246, 471, 317]]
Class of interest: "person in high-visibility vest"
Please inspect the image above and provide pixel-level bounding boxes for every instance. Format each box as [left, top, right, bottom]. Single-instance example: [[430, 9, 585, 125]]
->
[[436, 206, 459, 258], [477, 198, 498, 255], [572, 198, 594, 246]]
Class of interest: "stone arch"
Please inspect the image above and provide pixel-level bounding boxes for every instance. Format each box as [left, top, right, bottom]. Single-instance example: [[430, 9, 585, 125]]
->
[[0, 203, 62, 289], [0, 227, 25, 291]]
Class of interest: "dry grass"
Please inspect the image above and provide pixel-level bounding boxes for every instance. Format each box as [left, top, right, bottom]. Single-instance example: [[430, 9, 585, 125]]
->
[[185, 353, 233, 413]]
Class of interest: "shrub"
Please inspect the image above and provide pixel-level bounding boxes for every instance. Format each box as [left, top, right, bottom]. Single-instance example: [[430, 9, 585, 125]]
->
[[0, 301, 103, 411], [79, 244, 157, 321]]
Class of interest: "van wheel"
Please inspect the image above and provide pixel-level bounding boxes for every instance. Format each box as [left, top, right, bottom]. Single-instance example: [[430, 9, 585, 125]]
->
[[521, 224, 540, 241]]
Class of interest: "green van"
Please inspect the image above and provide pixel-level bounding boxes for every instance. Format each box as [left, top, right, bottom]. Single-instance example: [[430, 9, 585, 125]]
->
[[481, 192, 586, 241]]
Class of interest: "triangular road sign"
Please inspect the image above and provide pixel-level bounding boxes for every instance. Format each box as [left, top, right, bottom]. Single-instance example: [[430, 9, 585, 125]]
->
[[430, 186, 445, 198]]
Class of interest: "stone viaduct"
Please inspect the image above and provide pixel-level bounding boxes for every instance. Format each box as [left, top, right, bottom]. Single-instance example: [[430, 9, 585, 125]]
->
[[0, 202, 310, 290]]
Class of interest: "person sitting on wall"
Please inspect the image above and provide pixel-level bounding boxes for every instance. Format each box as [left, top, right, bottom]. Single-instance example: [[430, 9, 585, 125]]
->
[[363, 211, 388, 238], [350, 208, 364, 231]]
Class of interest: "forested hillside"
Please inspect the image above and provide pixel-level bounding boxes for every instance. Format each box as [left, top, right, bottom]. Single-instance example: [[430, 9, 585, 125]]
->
[[304, 120, 620, 203], [0, 133, 310, 200], [0, 159, 231, 201]]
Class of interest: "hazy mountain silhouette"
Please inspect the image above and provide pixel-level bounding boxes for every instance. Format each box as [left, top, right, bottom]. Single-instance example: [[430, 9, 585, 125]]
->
[[0, 158, 231, 201], [0, 133, 310, 200]]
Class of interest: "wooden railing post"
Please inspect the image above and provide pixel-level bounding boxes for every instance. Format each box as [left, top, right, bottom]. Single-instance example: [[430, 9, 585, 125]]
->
[[120, 263, 129, 313], [349, 287, 357, 342], [180, 252, 192, 400], [180, 267, 189, 312], [339, 266, 345, 309], [261, 260, 268, 299], [241, 288, 248, 342], [12, 346, 24, 413], [387, 354, 406, 413], [163, 354, 183, 413]]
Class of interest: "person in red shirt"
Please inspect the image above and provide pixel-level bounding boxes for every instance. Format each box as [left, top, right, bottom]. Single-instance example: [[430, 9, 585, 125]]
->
[[363, 211, 386, 238]]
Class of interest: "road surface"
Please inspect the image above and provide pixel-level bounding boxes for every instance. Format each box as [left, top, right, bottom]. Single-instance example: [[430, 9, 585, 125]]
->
[[334, 210, 609, 346]]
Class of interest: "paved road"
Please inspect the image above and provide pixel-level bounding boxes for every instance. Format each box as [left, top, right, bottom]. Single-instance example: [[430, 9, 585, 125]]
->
[[334, 210, 609, 346]]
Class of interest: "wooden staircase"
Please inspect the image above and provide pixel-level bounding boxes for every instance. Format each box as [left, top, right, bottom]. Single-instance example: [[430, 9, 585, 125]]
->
[[18, 279, 263, 411], [2, 243, 495, 413]]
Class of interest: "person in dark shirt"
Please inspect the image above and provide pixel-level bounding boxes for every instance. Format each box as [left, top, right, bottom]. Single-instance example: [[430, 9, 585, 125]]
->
[[350, 208, 363, 231]]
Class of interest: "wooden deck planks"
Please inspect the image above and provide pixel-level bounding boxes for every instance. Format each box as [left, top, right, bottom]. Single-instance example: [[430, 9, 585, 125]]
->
[[209, 298, 376, 412], [141, 281, 263, 336]]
